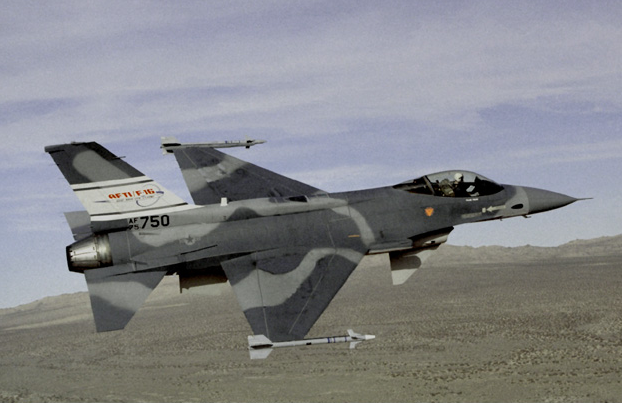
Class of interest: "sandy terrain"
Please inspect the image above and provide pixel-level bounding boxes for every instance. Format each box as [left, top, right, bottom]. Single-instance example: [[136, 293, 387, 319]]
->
[[1, 236, 622, 402]]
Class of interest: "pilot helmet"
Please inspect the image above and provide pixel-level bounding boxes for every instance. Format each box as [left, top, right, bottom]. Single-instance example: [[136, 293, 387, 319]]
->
[[454, 173, 463, 181]]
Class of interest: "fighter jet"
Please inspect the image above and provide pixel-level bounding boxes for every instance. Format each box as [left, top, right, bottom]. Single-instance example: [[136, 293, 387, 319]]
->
[[45, 140, 581, 350]]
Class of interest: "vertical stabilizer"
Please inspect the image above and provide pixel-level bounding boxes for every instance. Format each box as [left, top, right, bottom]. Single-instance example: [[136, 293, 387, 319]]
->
[[45, 142, 191, 220]]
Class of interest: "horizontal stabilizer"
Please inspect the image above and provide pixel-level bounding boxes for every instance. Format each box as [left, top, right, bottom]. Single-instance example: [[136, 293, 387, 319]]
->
[[84, 264, 167, 332]]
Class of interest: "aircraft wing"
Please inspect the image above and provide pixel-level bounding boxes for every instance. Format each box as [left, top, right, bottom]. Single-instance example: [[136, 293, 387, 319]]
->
[[171, 147, 323, 204], [221, 246, 366, 342]]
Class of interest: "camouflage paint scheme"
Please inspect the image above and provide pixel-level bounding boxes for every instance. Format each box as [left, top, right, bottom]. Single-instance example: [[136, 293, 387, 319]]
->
[[45, 142, 579, 343]]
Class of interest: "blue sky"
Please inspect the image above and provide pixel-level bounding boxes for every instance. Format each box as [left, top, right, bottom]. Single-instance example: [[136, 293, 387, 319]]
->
[[1, 1, 621, 308]]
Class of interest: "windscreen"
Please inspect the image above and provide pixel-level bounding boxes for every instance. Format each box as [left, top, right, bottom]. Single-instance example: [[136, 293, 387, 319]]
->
[[394, 171, 504, 197]]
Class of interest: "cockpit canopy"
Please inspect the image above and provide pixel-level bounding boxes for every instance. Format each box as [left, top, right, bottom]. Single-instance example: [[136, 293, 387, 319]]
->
[[393, 171, 504, 198]]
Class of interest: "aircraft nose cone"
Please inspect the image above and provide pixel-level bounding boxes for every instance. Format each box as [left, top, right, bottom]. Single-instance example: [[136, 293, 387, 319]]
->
[[523, 186, 578, 214]]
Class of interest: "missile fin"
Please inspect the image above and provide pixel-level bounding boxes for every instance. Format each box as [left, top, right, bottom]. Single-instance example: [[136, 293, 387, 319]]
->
[[248, 334, 273, 348], [347, 329, 363, 338], [249, 348, 273, 360], [248, 334, 274, 359]]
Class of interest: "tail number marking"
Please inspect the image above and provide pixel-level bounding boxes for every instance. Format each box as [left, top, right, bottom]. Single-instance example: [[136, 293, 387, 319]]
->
[[128, 215, 170, 230]]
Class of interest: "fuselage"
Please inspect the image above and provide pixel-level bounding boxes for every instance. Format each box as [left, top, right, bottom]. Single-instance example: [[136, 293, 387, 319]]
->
[[50, 142, 581, 342], [69, 177, 563, 278], [66, 167, 579, 298]]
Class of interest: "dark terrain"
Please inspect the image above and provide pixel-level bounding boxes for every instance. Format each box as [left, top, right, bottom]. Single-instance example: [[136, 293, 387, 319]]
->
[[2, 236, 621, 402]]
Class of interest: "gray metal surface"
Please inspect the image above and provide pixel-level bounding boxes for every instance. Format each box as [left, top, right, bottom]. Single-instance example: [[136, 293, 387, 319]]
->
[[45, 140, 581, 344], [172, 146, 322, 204]]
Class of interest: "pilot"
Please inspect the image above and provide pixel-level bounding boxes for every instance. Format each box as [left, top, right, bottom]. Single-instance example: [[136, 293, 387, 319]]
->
[[453, 173, 470, 197]]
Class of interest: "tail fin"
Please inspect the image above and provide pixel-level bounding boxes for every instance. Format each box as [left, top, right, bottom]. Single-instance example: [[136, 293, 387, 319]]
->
[[45, 142, 190, 221]]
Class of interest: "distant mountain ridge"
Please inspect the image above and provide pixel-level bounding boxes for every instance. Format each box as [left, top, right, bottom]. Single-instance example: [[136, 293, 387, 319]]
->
[[430, 234, 622, 265]]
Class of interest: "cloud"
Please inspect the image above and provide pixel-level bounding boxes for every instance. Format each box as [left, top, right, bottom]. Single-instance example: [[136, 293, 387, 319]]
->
[[2, 2, 621, 178], [3, 2, 621, 150], [508, 139, 622, 165]]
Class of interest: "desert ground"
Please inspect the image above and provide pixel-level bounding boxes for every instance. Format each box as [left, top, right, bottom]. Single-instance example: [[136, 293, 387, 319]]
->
[[1, 236, 621, 402]]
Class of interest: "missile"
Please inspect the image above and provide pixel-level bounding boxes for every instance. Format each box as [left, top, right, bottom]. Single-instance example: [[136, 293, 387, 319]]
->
[[161, 136, 266, 154], [248, 329, 376, 359]]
